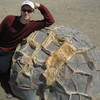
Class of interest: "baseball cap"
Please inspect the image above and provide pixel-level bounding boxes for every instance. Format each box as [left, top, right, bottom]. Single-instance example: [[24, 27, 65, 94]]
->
[[21, 0, 35, 9]]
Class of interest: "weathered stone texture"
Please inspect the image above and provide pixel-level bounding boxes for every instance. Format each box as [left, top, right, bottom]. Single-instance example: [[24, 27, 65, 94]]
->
[[10, 26, 100, 100]]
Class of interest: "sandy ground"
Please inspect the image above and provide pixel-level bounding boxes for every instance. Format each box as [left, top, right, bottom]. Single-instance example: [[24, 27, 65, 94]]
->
[[0, 0, 100, 48], [0, 0, 100, 99]]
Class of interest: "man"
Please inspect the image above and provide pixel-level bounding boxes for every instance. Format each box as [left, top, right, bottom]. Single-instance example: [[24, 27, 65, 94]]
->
[[0, 0, 55, 76], [0, 0, 55, 99]]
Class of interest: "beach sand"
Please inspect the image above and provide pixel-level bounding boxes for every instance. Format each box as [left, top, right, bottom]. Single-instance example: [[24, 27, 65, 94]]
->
[[0, 0, 100, 99]]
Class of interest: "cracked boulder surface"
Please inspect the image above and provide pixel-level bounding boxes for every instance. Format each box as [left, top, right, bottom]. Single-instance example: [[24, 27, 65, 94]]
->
[[10, 26, 100, 100]]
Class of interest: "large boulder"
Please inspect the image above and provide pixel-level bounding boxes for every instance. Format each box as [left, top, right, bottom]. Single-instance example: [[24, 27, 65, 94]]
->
[[10, 26, 100, 100]]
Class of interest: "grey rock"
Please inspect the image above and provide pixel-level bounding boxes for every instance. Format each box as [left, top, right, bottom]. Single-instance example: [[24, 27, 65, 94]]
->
[[10, 26, 100, 100]]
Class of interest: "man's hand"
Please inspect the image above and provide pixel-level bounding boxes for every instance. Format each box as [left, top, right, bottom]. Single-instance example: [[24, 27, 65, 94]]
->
[[34, 2, 40, 9]]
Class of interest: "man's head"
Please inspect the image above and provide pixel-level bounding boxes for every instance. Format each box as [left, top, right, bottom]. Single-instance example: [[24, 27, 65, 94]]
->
[[21, 0, 35, 21], [21, 0, 35, 10]]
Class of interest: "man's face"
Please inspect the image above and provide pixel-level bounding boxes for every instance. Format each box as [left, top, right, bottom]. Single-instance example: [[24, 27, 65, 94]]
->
[[21, 5, 34, 20]]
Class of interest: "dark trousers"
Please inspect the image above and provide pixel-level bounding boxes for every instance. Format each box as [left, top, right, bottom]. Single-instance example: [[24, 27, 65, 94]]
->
[[0, 49, 14, 74], [0, 49, 15, 94]]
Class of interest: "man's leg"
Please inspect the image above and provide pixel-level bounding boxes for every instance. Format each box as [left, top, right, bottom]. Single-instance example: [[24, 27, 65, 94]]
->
[[0, 49, 14, 74], [0, 49, 14, 94]]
